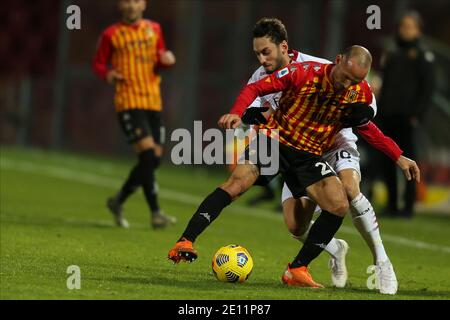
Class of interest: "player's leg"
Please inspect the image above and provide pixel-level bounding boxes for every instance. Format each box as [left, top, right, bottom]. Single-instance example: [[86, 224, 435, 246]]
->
[[281, 156, 348, 288], [281, 184, 349, 288], [108, 110, 175, 228], [338, 168, 398, 294], [168, 162, 260, 263], [140, 111, 176, 228], [107, 110, 148, 228], [133, 135, 176, 228]]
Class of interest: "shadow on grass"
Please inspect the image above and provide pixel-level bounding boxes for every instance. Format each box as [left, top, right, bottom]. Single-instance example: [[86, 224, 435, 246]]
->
[[107, 274, 450, 300], [1, 213, 121, 230], [111, 273, 286, 292]]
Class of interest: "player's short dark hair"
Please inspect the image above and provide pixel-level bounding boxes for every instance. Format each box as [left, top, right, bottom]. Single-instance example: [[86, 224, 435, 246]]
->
[[253, 18, 288, 45]]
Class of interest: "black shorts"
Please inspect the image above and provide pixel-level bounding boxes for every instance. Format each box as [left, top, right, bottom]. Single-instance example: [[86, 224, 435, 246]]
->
[[241, 134, 336, 198], [117, 109, 165, 145]]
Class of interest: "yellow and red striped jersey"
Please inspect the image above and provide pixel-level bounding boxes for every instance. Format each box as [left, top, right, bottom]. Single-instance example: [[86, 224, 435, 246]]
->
[[93, 19, 169, 112], [230, 62, 373, 156]]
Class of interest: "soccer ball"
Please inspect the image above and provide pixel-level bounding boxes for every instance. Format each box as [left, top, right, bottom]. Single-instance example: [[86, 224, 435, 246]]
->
[[212, 244, 253, 283]]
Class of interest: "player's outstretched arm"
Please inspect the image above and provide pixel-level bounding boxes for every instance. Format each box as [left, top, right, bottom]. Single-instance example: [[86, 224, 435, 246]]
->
[[228, 64, 303, 117], [356, 121, 420, 182], [356, 121, 403, 161], [218, 107, 270, 129]]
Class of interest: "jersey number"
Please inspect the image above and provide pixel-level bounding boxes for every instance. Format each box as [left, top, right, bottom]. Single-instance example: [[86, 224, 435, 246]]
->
[[335, 150, 351, 162], [315, 162, 332, 176]]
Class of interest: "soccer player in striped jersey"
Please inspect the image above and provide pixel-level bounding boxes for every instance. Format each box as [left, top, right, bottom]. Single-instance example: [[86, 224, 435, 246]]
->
[[246, 18, 420, 294], [93, 0, 176, 229], [168, 24, 419, 289]]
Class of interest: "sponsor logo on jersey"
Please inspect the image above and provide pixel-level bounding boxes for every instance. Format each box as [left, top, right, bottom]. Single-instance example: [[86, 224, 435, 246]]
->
[[302, 63, 310, 70], [276, 67, 289, 78], [313, 64, 321, 72]]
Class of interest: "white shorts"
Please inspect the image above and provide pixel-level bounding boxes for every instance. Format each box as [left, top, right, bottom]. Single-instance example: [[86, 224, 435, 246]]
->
[[281, 145, 361, 203]]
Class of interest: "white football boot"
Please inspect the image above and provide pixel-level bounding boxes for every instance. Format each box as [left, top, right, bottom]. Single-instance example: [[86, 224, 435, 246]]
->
[[328, 239, 349, 288], [376, 260, 398, 295]]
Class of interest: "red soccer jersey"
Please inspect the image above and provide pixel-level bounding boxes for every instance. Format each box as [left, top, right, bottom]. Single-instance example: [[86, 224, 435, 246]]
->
[[230, 62, 373, 156], [93, 19, 168, 112], [356, 121, 403, 161]]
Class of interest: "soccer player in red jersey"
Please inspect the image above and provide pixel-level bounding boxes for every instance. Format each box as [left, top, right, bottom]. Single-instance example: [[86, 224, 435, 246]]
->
[[168, 44, 418, 288], [218, 46, 417, 287], [245, 18, 419, 293], [93, 0, 176, 229]]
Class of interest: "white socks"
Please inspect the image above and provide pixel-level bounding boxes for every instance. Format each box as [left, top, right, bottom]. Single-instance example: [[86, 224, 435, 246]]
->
[[291, 193, 389, 264], [292, 221, 341, 259], [350, 193, 389, 264]]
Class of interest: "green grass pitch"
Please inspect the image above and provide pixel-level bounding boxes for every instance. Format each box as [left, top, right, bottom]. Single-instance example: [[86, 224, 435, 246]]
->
[[1, 146, 449, 300]]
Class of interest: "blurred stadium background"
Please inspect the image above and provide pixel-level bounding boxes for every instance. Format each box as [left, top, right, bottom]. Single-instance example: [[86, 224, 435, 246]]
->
[[0, 0, 449, 211]]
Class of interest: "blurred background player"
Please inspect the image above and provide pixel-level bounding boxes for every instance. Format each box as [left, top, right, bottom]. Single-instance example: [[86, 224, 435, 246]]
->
[[92, 0, 177, 229], [377, 10, 435, 218]]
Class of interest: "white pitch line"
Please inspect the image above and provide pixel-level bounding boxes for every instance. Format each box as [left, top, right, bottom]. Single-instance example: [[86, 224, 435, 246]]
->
[[1, 157, 450, 254]]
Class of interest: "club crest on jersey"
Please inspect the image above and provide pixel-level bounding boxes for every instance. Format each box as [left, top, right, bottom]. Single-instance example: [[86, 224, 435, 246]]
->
[[346, 90, 358, 102], [276, 67, 289, 78]]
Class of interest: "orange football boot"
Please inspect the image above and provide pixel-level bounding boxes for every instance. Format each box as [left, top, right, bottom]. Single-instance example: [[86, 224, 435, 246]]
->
[[168, 237, 198, 264], [282, 264, 324, 288]]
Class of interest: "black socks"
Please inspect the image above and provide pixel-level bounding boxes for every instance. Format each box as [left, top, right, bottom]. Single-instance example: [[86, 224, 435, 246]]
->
[[117, 164, 141, 204], [181, 188, 232, 242], [290, 211, 344, 268], [117, 149, 161, 215], [138, 149, 160, 214]]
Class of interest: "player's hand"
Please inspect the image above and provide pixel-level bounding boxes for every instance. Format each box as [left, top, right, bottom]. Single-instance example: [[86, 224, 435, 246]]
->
[[159, 50, 176, 66], [218, 114, 242, 129], [396, 155, 421, 183], [241, 107, 270, 125], [106, 69, 124, 85]]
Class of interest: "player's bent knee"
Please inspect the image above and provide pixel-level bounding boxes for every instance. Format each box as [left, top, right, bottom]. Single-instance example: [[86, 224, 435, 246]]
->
[[342, 181, 360, 201], [320, 197, 349, 216], [330, 199, 349, 216]]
